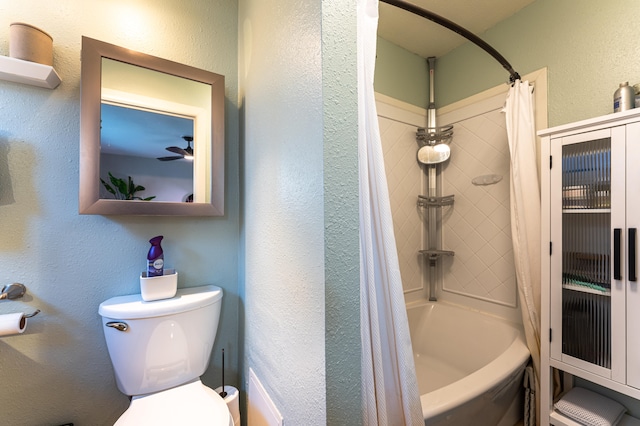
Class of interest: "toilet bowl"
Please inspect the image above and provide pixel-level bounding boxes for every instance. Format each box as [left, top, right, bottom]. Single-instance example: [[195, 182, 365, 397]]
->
[[99, 285, 231, 425], [114, 380, 232, 426]]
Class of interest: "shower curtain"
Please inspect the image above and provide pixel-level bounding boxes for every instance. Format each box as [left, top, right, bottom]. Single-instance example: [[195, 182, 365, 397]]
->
[[358, 0, 423, 425], [504, 80, 542, 426]]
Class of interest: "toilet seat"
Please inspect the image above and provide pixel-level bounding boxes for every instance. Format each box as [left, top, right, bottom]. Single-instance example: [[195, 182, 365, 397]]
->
[[114, 380, 232, 426]]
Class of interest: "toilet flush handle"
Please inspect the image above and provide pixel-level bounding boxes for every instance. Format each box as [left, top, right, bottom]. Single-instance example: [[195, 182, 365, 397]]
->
[[105, 321, 128, 332]]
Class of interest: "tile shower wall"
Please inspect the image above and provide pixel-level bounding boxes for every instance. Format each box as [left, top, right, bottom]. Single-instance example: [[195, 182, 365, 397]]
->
[[378, 113, 425, 294], [441, 108, 516, 307], [378, 97, 516, 307]]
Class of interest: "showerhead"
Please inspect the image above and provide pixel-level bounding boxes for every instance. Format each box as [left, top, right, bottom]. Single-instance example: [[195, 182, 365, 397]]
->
[[417, 143, 450, 164]]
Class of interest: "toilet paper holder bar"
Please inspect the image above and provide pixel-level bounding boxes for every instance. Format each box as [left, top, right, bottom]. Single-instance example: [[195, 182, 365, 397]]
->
[[0, 283, 27, 301], [0, 283, 40, 318], [24, 309, 40, 318]]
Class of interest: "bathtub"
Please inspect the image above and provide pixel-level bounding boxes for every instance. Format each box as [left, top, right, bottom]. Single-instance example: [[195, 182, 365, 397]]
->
[[407, 300, 530, 426]]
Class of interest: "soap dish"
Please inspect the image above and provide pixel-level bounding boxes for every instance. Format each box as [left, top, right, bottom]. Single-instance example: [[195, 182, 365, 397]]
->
[[140, 269, 177, 301]]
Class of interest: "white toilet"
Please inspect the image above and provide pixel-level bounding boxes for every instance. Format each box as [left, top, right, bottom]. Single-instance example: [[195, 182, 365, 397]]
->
[[99, 285, 232, 426]]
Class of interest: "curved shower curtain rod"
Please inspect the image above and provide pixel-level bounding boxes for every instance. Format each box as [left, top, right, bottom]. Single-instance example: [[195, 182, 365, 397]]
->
[[380, 0, 521, 83]]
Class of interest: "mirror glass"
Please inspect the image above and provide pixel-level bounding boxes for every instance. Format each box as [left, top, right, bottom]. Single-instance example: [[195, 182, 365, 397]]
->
[[80, 37, 225, 215]]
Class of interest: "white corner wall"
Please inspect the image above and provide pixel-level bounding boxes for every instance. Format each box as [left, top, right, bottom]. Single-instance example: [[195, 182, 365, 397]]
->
[[239, 0, 361, 423], [239, 0, 327, 424]]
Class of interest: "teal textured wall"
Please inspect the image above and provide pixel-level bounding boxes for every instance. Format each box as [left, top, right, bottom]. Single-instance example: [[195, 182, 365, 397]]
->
[[239, 0, 361, 423], [374, 36, 429, 110], [323, 1, 361, 424], [239, 0, 327, 424], [0, 1, 239, 424]]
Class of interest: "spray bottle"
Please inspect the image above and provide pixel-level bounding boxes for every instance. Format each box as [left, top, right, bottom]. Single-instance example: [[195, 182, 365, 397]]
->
[[147, 235, 164, 277], [614, 82, 635, 112]]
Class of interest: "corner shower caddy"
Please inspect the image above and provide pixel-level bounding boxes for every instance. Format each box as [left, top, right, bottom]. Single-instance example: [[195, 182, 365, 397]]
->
[[416, 126, 455, 301], [416, 57, 455, 301]]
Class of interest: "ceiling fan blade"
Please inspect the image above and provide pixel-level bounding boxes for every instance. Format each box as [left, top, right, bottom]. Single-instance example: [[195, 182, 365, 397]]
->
[[157, 156, 183, 161], [166, 146, 188, 156]]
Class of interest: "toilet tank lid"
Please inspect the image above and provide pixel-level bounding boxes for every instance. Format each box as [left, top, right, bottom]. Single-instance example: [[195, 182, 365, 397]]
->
[[99, 285, 222, 320]]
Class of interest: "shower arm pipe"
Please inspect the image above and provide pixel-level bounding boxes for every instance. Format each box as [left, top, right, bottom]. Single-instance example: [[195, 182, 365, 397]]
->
[[379, 0, 521, 83]]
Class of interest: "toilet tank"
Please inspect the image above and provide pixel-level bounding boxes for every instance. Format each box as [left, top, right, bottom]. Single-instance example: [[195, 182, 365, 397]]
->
[[99, 285, 223, 396]]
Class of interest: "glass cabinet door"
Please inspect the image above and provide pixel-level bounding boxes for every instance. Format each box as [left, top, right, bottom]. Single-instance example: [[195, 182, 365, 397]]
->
[[550, 127, 625, 380], [560, 138, 611, 368]]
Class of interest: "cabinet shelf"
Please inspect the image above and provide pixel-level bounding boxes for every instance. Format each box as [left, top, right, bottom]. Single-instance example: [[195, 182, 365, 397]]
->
[[563, 282, 610, 296], [0, 55, 60, 89], [562, 208, 610, 214]]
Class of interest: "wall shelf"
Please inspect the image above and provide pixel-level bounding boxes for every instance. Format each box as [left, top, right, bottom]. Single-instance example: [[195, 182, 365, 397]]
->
[[0, 55, 60, 89]]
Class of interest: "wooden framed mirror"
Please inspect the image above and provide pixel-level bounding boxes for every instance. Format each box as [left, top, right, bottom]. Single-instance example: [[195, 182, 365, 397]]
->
[[80, 36, 225, 215]]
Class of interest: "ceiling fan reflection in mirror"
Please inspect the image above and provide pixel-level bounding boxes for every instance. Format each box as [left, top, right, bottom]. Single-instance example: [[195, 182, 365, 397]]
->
[[157, 136, 194, 161]]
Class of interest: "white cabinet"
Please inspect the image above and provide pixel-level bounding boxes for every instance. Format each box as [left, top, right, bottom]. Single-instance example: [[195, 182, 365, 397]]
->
[[541, 109, 640, 425]]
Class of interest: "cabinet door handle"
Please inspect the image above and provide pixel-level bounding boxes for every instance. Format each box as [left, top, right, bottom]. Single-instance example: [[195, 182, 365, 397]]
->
[[615, 228, 622, 280], [630, 228, 637, 282]]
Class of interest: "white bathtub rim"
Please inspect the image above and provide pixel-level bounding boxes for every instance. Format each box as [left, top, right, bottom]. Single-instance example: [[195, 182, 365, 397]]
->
[[420, 334, 529, 419], [407, 300, 531, 420]]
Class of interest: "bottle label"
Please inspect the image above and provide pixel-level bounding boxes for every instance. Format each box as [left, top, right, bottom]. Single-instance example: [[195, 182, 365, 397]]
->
[[148, 258, 164, 276]]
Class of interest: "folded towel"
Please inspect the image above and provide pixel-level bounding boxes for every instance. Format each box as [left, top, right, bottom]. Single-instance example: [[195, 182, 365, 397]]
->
[[523, 364, 536, 426], [554, 387, 626, 426]]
